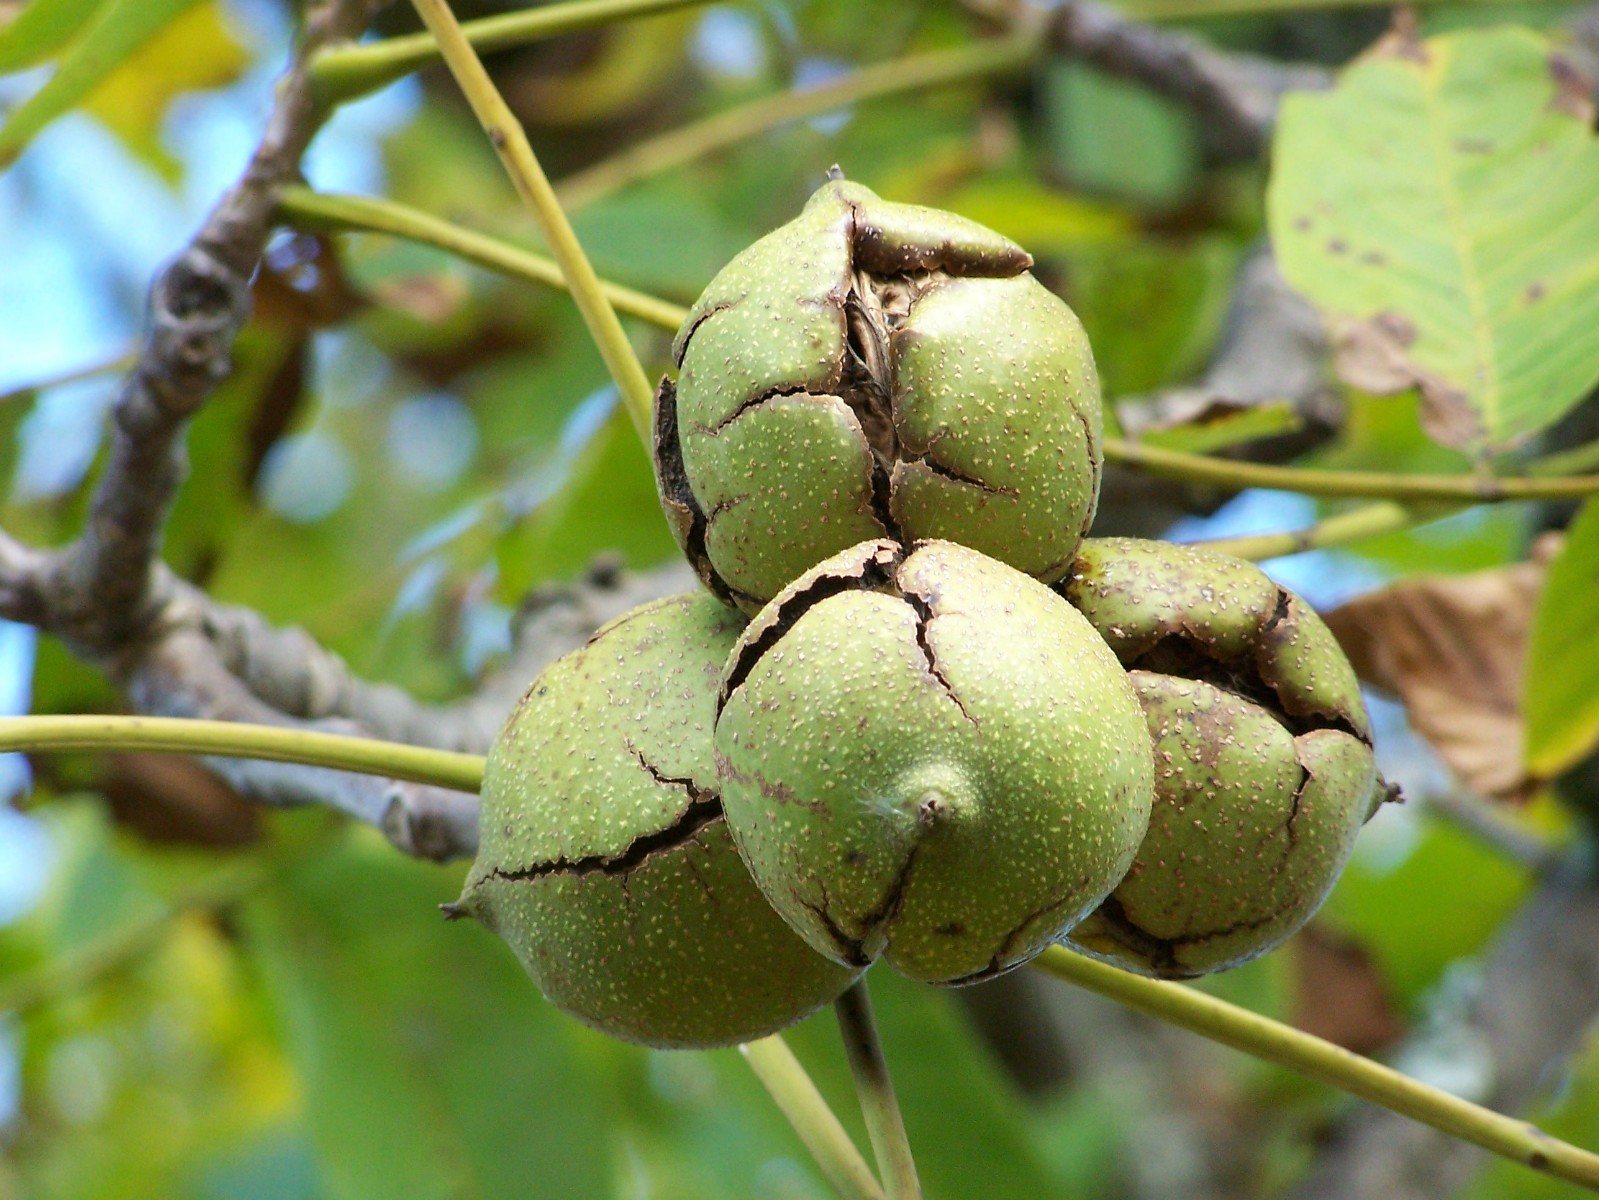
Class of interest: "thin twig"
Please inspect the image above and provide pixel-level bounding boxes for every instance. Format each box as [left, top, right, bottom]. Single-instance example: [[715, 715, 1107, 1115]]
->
[[0, 714, 485, 792], [1104, 437, 1599, 503], [741, 1035, 887, 1200], [835, 979, 921, 1200], [553, 34, 1039, 211], [1195, 501, 1420, 561], [0, 347, 137, 404], [408, 0, 656, 440], [310, 0, 713, 107], [35, 0, 374, 652], [275, 186, 690, 330], [1031, 946, 1599, 1193]]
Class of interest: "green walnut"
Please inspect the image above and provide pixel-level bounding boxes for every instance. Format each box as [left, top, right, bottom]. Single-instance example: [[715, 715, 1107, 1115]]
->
[[1057, 538, 1389, 979], [655, 175, 1103, 612], [452, 592, 861, 1048], [714, 539, 1155, 986]]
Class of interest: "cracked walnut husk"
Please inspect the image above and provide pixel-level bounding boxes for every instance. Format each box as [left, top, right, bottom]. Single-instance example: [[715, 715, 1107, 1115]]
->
[[1056, 538, 1393, 979], [453, 592, 860, 1048], [654, 175, 1103, 612], [713, 539, 1155, 986]]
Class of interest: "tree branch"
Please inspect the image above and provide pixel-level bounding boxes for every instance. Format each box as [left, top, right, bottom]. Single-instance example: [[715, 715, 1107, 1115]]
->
[[173, 555, 697, 754], [32, 0, 383, 654], [126, 628, 482, 860], [1047, 0, 1330, 161]]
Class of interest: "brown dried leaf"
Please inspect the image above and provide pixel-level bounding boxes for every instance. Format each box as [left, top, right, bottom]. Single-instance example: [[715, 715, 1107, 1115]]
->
[[1363, 7, 1426, 65], [1325, 539, 1560, 802], [1331, 312, 1481, 450], [370, 272, 470, 323], [1290, 925, 1402, 1054], [1547, 52, 1596, 121], [102, 752, 262, 847]]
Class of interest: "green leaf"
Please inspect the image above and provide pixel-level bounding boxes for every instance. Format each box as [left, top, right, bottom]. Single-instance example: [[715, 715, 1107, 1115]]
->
[[0, 0, 203, 167], [243, 835, 617, 1200], [1269, 26, 1599, 459], [494, 402, 676, 600], [1524, 498, 1599, 778], [1319, 810, 1532, 1008], [779, 970, 1075, 1198], [0, 0, 112, 72], [936, 173, 1132, 258], [1069, 235, 1240, 397], [1041, 58, 1201, 208]]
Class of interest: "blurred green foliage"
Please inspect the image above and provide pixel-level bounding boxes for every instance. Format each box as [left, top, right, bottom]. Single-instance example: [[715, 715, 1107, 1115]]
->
[[3, 2, 1599, 1198]]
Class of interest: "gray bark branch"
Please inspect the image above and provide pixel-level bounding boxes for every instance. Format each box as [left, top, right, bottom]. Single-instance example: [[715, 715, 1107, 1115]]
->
[[1047, 0, 1332, 161]]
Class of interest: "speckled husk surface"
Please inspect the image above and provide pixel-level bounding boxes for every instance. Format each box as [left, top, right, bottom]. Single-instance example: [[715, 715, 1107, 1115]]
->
[[654, 178, 1103, 612], [1058, 537, 1387, 979], [456, 593, 861, 1049], [714, 539, 1155, 986]]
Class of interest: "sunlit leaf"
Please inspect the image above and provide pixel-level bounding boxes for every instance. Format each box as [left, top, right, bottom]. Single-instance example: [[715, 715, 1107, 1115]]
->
[[937, 173, 1132, 258], [0, 0, 205, 166], [514, 11, 694, 126], [0, 0, 111, 73], [80, 1, 248, 179], [1270, 26, 1599, 458], [1524, 498, 1599, 779]]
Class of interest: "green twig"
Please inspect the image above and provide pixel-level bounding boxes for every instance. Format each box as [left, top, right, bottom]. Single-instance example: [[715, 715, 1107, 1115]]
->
[[741, 1035, 887, 1200], [554, 33, 1039, 211], [835, 979, 921, 1200], [408, 0, 657, 441], [0, 715, 485, 793], [1194, 500, 1421, 561], [275, 187, 690, 331], [309, 0, 713, 107], [1104, 437, 1599, 503], [1530, 439, 1599, 479], [1031, 946, 1599, 1193]]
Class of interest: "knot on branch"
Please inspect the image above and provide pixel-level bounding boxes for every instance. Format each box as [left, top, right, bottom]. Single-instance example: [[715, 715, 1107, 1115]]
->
[[383, 785, 481, 862], [141, 247, 253, 417]]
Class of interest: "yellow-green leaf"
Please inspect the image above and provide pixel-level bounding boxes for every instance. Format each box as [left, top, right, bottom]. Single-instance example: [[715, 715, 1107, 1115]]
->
[[81, 1, 248, 179], [0, 0, 203, 166], [1524, 498, 1599, 778], [0, 0, 112, 72], [1269, 26, 1599, 459]]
